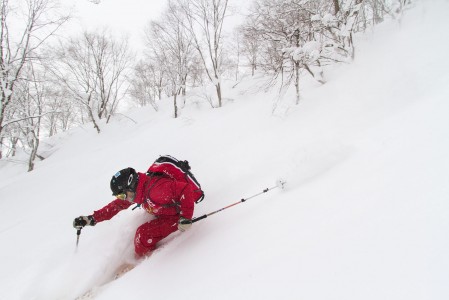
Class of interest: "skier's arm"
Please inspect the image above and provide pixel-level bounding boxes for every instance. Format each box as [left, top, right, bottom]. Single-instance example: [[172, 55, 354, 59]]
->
[[92, 199, 133, 223], [175, 182, 196, 220]]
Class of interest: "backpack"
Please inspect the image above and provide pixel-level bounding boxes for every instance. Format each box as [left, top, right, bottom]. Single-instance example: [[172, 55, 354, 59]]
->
[[147, 155, 205, 203]]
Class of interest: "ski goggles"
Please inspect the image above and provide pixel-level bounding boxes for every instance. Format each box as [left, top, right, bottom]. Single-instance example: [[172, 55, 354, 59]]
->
[[116, 191, 136, 202], [116, 193, 127, 200]]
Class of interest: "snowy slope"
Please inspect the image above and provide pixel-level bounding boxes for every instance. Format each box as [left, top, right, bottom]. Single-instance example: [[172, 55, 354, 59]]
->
[[1, 1, 448, 299]]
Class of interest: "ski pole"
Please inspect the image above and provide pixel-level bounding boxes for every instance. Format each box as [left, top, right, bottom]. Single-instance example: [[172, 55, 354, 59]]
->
[[192, 180, 286, 223], [75, 227, 82, 249]]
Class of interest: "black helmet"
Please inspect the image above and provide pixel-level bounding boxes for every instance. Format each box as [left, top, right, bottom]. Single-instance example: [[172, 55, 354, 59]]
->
[[110, 167, 138, 195]]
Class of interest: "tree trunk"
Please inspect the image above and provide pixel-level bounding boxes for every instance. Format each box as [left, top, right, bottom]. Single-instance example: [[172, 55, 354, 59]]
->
[[87, 106, 101, 133], [215, 81, 222, 108], [0, 136, 3, 159], [304, 64, 326, 84], [10, 137, 19, 157], [85, 93, 101, 133], [0, 127, 3, 159], [294, 62, 300, 105], [0, 98, 7, 159], [333, 0, 340, 15], [28, 137, 39, 172], [173, 93, 178, 118]]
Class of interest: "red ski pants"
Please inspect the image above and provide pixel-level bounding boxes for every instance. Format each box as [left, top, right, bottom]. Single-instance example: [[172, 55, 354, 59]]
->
[[134, 215, 179, 257]]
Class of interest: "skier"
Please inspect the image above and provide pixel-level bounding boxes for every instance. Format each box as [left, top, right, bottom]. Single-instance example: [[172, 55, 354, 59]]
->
[[73, 166, 201, 257]]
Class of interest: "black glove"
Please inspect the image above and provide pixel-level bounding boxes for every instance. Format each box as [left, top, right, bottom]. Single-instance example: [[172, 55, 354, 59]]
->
[[178, 217, 192, 232], [73, 215, 96, 228]]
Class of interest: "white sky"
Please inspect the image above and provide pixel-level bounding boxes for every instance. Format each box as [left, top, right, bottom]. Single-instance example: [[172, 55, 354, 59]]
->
[[59, 0, 248, 53], [60, 0, 168, 51]]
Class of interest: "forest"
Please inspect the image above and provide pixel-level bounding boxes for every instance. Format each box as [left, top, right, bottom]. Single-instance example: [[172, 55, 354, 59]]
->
[[0, 0, 410, 170]]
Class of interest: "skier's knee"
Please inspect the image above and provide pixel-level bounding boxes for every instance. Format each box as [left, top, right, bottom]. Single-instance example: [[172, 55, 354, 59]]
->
[[134, 228, 156, 257]]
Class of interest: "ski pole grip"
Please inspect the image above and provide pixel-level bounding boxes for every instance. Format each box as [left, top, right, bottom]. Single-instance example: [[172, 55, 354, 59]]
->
[[192, 214, 208, 223]]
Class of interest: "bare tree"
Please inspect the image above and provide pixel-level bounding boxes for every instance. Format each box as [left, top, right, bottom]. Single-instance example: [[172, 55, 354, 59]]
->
[[129, 61, 162, 111], [238, 25, 261, 76], [145, 0, 196, 118], [0, 0, 69, 158], [42, 85, 77, 137], [51, 30, 132, 133], [354, 0, 412, 29], [15, 64, 44, 171], [179, 0, 229, 108], [241, 0, 366, 106], [87, 32, 132, 122], [1, 105, 20, 157], [243, 0, 323, 105], [51, 34, 100, 132], [3, 61, 53, 171]]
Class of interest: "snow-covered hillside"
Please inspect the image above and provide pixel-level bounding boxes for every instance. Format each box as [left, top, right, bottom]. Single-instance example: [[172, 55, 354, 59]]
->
[[1, 1, 448, 299]]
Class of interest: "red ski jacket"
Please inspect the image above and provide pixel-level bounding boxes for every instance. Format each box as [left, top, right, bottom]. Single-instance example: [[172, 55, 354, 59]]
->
[[92, 173, 197, 223]]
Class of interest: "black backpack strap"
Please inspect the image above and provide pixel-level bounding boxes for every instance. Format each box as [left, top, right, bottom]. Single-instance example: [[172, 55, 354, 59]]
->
[[146, 171, 165, 177]]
